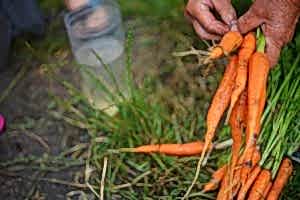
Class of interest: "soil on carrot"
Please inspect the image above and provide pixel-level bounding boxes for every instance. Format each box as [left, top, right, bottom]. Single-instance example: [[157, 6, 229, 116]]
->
[[0, 1, 299, 199]]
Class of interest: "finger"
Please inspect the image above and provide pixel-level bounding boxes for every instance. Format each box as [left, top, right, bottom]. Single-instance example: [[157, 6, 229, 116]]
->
[[184, 9, 193, 24], [265, 36, 282, 68], [237, 7, 264, 34], [192, 20, 221, 41], [212, 0, 237, 27], [188, 2, 229, 35]]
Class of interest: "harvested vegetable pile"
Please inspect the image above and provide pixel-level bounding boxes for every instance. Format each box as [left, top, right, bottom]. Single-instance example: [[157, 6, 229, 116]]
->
[[122, 29, 300, 200]]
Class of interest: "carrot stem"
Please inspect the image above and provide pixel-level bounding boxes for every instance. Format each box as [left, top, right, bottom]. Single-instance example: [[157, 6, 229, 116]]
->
[[256, 28, 266, 53]]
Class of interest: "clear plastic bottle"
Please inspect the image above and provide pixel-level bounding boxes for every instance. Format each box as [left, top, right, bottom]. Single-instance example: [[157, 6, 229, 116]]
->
[[64, 0, 125, 114]]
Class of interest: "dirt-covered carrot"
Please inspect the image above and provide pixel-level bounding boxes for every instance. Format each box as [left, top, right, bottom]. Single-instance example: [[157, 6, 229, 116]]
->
[[266, 158, 293, 200], [207, 31, 243, 61], [233, 147, 261, 197], [203, 55, 238, 157], [216, 169, 229, 200], [251, 148, 261, 168], [240, 52, 270, 184], [263, 182, 272, 199], [228, 90, 247, 194], [203, 165, 227, 192], [237, 165, 262, 200], [226, 32, 256, 124], [184, 56, 238, 199], [246, 87, 267, 142], [121, 141, 212, 156], [240, 148, 262, 189], [230, 90, 247, 165], [248, 169, 272, 200]]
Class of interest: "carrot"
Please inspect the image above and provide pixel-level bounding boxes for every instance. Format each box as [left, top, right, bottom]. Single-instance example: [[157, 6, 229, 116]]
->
[[226, 32, 256, 124], [230, 90, 247, 166], [263, 182, 272, 199], [266, 158, 293, 200], [184, 56, 238, 199], [228, 90, 247, 196], [240, 91, 248, 129], [123, 141, 212, 156], [240, 148, 261, 190], [246, 87, 267, 142], [233, 149, 261, 196], [251, 148, 261, 167], [203, 55, 238, 156], [216, 168, 229, 200], [240, 52, 270, 184], [237, 165, 262, 200], [207, 31, 243, 61], [248, 169, 272, 200], [203, 165, 227, 192], [200, 55, 238, 165]]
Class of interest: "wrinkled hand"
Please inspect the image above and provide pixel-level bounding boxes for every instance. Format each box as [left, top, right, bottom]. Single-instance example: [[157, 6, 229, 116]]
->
[[185, 0, 238, 40], [238, 0, 300, 67], [64, 0, 88, 11]]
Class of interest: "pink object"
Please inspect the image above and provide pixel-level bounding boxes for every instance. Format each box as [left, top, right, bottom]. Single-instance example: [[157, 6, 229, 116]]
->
[[64, 0, 89, 11], [0, 114, 6, 134]]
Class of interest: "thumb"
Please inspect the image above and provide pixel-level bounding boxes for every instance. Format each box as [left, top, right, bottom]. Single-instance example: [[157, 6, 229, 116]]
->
[[238, 6, 264, 34]]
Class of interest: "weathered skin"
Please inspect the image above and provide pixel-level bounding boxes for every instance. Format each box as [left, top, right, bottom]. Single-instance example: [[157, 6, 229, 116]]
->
[[186, 0, 300, 67], [185, 0, 238, 40], [238, 0, 300, 67]]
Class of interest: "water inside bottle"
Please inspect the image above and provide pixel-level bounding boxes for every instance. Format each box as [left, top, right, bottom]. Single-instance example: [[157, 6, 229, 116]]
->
[[75, 37, 126, 115]]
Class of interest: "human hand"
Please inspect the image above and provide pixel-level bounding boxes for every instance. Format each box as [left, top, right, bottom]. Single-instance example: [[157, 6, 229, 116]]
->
[[185, 0, 238, 40], [64, 0, 88, 11], [238, 0, 300, 67]]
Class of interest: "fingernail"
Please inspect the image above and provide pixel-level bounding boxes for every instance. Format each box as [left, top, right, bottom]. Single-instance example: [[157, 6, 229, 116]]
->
[[216, 23, 229, 34], [229, 20, 238, 31]]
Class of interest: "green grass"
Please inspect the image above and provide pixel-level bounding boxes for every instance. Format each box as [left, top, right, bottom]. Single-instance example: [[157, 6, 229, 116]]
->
[[51, 29, 230, 199], [8, 0, 300, 199]]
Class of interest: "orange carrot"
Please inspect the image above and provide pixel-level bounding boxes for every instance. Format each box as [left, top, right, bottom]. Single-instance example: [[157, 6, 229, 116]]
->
[[232, 149, 261, 196], [226, 32, 256, 124], [203, 55, 238, 154], [266, 158, 293, 200], [184, 56, 238, 199], [250, 148, 261, 168], [216, 168, 229, 200], [240, 147, 262, 189], [263, 182, 272, 199], [246, 87, 267, 142], [207, 31, 243, 61], [203, 165, 227, 192], [237, 165, 262, 200], [196, 55, 238, 172], [230, 90, 247, 166], [228, 90, 247, 195], [126, 141, 212, 156], [240, 52, 270, 184], [248, 169, 272, 200]]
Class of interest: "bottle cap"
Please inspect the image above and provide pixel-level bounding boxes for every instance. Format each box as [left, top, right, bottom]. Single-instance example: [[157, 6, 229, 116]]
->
[[65, 1, 121, 39]]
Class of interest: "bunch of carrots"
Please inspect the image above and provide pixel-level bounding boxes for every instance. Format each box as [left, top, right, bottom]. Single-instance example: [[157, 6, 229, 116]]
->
[[119, 30, 299, 200]]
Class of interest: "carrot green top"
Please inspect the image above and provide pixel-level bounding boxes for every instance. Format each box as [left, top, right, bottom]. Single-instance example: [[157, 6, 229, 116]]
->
[[256, 28, 266, 53]]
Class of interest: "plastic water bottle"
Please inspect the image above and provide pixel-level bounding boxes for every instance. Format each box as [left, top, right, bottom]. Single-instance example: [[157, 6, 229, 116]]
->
[[64, 0, 125, 114]]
